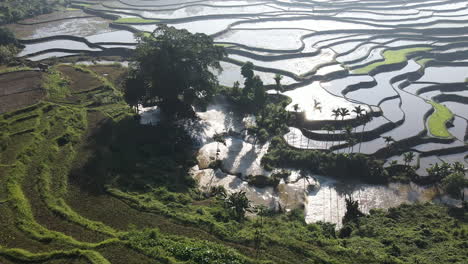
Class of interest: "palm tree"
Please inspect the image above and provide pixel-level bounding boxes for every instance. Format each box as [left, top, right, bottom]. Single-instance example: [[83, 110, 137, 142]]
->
[[254, 205, 268, 226], [382, 136, 395, 147], [358, 113, 372, 153], [347, 137, 357, 153], [339, 107, 350, 120], [352, 106, 365, 132], [322, 124, 334, 150], [293, 103, 299, 113], [328, 125, 336, 148], [343, 125, 353, 153], [403, 152, 415, 166], [452, 161, 466, 174], [290, 104, 300, 146], [313, 99, 322, 112], [274, 74, 283, 94], [352, 105, 365, 117], [298, 171, 312, 191], [332, 108, 340, 120], [427, 162, 452, 182]]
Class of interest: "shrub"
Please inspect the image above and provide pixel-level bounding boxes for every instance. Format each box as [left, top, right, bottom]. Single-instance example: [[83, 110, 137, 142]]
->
[[0, 44, 19, 64]]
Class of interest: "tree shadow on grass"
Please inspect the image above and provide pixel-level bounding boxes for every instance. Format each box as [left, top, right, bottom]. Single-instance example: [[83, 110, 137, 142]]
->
[[69, 116, 197, 195]]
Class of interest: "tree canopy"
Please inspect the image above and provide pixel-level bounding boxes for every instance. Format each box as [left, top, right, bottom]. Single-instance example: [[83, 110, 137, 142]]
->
[[0, 0, 57, 24], [0, 27, 17, 46], [126, 25, 226, 118]]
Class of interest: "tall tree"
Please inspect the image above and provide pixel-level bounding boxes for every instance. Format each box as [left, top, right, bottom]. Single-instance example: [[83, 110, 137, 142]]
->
[[123, 69, 147, 112], [129, 25, 226, 118], [322, 124, 334, 150], [298, 171, 312, 190], [253, 75, 266, 107], [224, 191, 252, 222], [342, 195, 364, 225], [293, 103, 299, 113], [452, 161, 466, 174], [352, 106, 365, 132], [382, 136, 395, 147], [332, 108, 340, 120], [274, 74, 283, 94], [343, 125, 353, 153], [403, 152, 415, 166], [339, 107, 350, 120], [359, 113, 372, 153], [427, 162, 452, 181], [0, 27, 17, 46], [352, 105, 365, 118], [241, 61, 255, 95], [442, 172, 467, 201]]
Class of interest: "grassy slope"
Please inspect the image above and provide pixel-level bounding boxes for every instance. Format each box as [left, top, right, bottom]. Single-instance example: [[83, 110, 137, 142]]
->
[[0, 65, 466, 264], [427, 101, 454, 138], [353, 47, 432, 74]]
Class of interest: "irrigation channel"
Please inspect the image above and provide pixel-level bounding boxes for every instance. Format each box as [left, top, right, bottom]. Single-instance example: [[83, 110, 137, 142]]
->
[[8, 0, 468, 226]]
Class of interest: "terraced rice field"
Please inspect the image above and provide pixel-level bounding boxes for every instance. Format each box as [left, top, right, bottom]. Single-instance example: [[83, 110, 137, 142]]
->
[[8, 0, 467, 173], [2, 1, 468, 263]]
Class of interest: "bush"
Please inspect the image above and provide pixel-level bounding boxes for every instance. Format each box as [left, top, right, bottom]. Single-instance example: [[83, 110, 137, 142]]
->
[[0, 1, 56, 24], [0, 44, 19, 64], [0, 27, 17, 45]]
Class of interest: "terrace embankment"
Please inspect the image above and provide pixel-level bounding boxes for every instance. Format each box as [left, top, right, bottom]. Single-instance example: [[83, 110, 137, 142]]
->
[[0, 71, 45, 114]]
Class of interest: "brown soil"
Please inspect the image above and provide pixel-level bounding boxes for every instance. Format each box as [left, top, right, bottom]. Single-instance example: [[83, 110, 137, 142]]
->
[[17, 10, 89, 24], [89, 65, 127, 88], [57, 65, 102, 93], [0, 71, 45, 114]]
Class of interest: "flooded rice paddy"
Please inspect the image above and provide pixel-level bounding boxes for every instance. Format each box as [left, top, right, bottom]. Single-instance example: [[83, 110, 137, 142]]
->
[[9, 0, 468, 225]]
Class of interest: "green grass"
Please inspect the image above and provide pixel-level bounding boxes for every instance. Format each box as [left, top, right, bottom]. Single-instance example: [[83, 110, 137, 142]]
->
[[427, 101, 454, 138], [215, 43, 235, 48], [0, 67, 33, 74], [114, 17, 159, 24], [42, 68, 70, 99], [0, 65, 130, 263], [353, 47, 432, 74], [416, 58, 433, 67], [74, 4, 92, 8], [0, 246, 112, 264]]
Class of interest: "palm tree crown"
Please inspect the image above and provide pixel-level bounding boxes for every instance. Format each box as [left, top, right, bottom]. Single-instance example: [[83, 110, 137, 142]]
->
[[339, 108, 350, 120]]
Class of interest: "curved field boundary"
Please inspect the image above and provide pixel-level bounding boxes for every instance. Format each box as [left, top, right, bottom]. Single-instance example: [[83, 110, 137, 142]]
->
[[300, 119, 398, 142], [16, 15, 98, 26], [426, 101, 454, 138], [0, 247, 110, 264], [351, 46, 432, 75]]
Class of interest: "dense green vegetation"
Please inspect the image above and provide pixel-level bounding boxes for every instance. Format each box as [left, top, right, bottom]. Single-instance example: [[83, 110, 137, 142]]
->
[[124, 24, 226, 118], [222, 62, 267, 112], [0, 27, 19, 64], [0, 0, 65, 24], [221, 61, 290, 142], [427, 101, 454, 138], [353, 47, 432, 74]]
